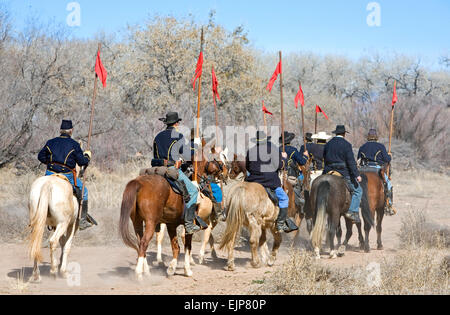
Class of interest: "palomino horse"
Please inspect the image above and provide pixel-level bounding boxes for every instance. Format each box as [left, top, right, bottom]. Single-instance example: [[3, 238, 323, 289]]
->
[[220, 182, 282, 271], [28, 175, 79, 282], [310, 175, 369, 259], [119, 149, 226, 279]]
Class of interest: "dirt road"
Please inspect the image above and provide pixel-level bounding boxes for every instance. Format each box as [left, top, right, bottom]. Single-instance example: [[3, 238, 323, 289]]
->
[[1, 170, 449, 295]]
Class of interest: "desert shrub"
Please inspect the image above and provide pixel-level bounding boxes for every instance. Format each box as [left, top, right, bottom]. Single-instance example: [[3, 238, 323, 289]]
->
[[398, 209, 449, 249], [253, 249, 449, 295]]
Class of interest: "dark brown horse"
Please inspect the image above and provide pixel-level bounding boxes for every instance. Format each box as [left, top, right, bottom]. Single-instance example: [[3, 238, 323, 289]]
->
[[310, 175, 371, 259], [358, 167, 386, 252], [119, 149, 226, 280]]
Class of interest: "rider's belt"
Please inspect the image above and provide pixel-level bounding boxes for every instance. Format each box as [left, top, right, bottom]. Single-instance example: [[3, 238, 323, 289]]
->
[[327, 162, 346, 169], [48, 162, 78, 184], [151, 159, 175, 168]]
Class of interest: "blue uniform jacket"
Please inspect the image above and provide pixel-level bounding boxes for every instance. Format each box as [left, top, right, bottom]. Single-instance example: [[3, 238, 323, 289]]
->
[[300, 142, 325, 170], [246, 141, 283, 190], [323, 136, 359, 179], [283, 145, 308, 167], [358, 141, 391, 166], [38, 135, 90, 173], [153, 127, 187, 166]]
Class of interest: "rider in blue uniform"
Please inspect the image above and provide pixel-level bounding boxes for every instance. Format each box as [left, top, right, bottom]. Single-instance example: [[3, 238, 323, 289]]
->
[[246, 131, 300, 233], [152, 112, 201, 235], [358, 129, 395, 215], [323, 125, 362, 224], [37, 120, 96, 231], [280, 131, 309, 210]]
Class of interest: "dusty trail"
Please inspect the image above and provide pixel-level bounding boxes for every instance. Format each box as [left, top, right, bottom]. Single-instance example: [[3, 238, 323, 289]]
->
[[1, 172, 449, 295]]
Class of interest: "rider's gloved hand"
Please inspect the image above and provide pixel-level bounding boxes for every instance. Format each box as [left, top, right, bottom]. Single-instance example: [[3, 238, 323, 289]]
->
[[84, 151, 92, 160]]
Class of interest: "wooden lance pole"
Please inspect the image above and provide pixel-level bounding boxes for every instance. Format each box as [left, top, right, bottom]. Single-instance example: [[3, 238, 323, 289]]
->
[[77, 43, 101, 224], [194, 28, 204, 183], [387, 103, 395, 179], [299, 81, 307, 153], [314, 108, 318, 136], [278, 51, 288, 190]]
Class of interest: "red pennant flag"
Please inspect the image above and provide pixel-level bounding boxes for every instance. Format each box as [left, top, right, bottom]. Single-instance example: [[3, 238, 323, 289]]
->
[[266, 61, 282, 92], [262, 101, 273, 116], [212, 66, 220, 107], [192, 52, 204, 91], [316, 105, 329, 120], [294, 84, 305, 108], [392, 81, 398, 107], [95, 50, 107, 88]]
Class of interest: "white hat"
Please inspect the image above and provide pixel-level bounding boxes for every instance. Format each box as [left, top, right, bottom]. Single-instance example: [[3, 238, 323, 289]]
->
[[312, 132, 332, 141]]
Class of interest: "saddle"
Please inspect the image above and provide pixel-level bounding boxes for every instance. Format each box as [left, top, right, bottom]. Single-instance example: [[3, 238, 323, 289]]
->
[[140, 167, 183, 195], [326, 171, 353, 194]]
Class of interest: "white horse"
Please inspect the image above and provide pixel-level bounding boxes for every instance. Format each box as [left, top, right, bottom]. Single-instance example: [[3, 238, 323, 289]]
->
[[28, 175, 78, 282]]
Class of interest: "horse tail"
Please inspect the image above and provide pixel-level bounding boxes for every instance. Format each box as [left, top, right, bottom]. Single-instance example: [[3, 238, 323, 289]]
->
[[119, 179, 141, 252], [360, 173, 375, 227], [219, 183, 246, 251], [29, 181, 51, 263], [311, 180, 330, 250]]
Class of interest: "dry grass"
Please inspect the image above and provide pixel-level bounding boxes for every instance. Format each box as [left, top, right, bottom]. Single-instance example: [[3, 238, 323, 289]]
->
[[0, 160, 150, 246], [398, 209, 450, 249], [252, 248, 449, 295], [253, 210, 450, 295]]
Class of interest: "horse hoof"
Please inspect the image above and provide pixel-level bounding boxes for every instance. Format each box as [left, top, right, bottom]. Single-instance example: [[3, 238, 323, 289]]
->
[[60, 271, 69, 279], [251, 262, 261, 269], [184, 269, 193, 278], [329, 251, 338, 259], [338, 245, 346, 257], [377, 245, 384, 251], [167, 267, 176, 277], [190, 259, 196, 266], [198, 255, 205, 265], [225, 263, 235, 272], [136, 273, 144, 282], [211, 250, 218, 260], [30, 276, 41, 284]]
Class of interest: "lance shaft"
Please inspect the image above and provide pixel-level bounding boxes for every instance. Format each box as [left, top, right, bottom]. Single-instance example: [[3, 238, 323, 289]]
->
[[77, 43, 100, 221], [194, 28, 204, 183], [387, 105, 395, 179]]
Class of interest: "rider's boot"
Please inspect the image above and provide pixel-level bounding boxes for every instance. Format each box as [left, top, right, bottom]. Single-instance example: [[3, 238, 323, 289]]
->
[[344, 211, 361, 224], [276, 207, 298, 234], [385, 188, 396, 216], [79, 200, 97, 231], [184, 204, 201, 235]]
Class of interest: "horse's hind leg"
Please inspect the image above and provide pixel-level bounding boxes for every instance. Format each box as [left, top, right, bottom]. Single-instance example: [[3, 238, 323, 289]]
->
[[328, 217, 339, 259], [167, 225, 180, 277], [156, 223, 166, 265], [258, 229, 269, 265], [31, 260, 41, 283], [136, 221, 155, 279], [269, 228, 282, 267], [59, 222, 76, 278], [199, 223, 212, 265], [49, 223, 69, 277], [210, 222, 218, 259], [248, 219, 262, 269], [184, 233, 194, 277], [376, 210, 384, 250]]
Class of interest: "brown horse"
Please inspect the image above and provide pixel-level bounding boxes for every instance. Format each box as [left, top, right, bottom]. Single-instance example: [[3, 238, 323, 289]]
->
[[310, 175, 370, 259], [119, 150, 226, 280], [358, 167, 385, 252]]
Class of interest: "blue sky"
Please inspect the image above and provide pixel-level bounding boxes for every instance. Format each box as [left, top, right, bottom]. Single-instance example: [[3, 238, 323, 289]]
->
[[4, 0, 450, 66]]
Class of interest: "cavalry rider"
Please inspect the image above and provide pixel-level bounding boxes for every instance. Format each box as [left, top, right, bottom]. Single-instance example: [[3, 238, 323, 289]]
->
[[308, 132, 332, 183], [358, 129, 395, 215], [246, 131, 301, 233], [152, 112, 201, 235], [280, 131, 309, 207], [299, 132, 314, 155], [37, 120, 96, 231], [323, 125, 363, 224]]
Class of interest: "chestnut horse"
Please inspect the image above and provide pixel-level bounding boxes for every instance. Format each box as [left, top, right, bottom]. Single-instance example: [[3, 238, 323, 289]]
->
[[119, 149, 226, 279]]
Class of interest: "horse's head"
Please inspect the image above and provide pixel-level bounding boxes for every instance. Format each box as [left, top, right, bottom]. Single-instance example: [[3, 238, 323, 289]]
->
[[228, 154, 246, 180]]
